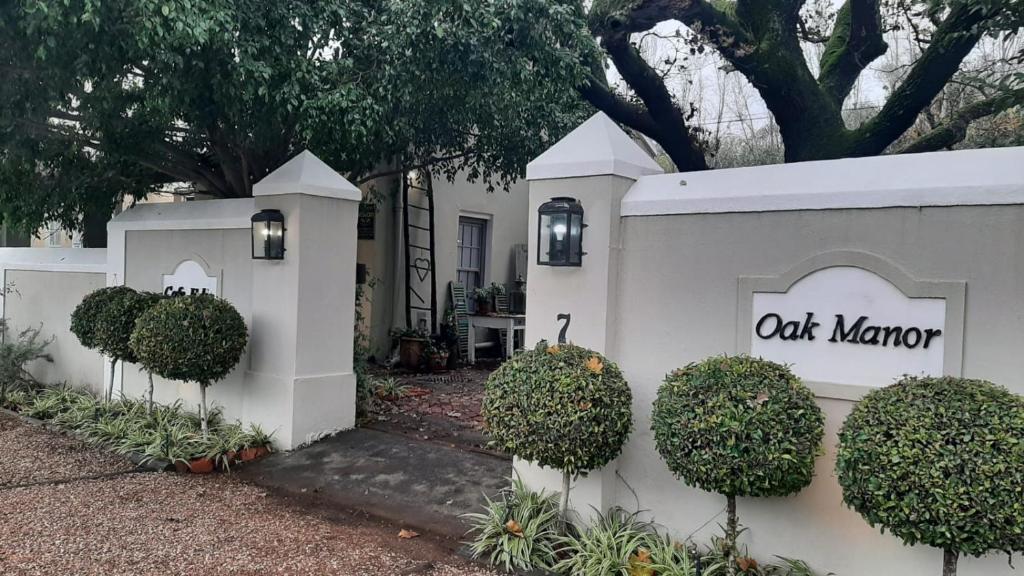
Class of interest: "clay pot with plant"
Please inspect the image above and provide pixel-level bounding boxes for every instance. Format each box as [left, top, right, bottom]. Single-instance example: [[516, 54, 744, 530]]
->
[[425, 338, 450, 373], [393, 327, 428, 370], [473, 287, 493, 315], [239, 424, 274, 462]]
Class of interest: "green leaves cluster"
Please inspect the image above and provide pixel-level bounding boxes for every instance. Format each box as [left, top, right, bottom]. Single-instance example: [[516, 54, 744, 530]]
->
[[652, 356, 824, 498], [130, 294, 248, 387], [836, 376, 1024, 558], [483, 342, 633, 477], [70, 286, 134, 350], [94, 289, 164, 364], [0, 0, 592, 235]]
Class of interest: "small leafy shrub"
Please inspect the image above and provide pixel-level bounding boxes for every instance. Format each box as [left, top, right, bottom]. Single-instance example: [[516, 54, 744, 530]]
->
[[374, 376, 409, 400], [836, 376, 1024, 576], [464, 477, 561, 573], [483, 342, 633, 516], [699, 533, 831, 576], [552, 507, 693, 576], [94, 288, 164, 401], [0, 320, 52, 405], [131, 294, 248, 435], [70, 286, 130, 350], [652, 356, 824, 575]]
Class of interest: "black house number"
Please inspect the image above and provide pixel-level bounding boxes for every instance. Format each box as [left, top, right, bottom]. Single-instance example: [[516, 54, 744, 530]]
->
[[557, 314, 571, 345]]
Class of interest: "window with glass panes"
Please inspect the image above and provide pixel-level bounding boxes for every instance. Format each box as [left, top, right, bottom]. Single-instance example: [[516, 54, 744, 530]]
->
[[457, 217, 487, 311]]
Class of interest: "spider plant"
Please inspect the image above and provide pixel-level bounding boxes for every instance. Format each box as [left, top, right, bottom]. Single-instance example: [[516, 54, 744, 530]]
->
[[374, 376, 410, 400], [463, 477, 561, 573], [552, 507, 658, 576]]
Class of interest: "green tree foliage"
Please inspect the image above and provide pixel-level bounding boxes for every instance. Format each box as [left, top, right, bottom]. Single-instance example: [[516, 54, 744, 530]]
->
[[651, 356, 824, 576], [131, 294, 248, 434], [0, 0, 590, 236], [836, 376, 1024, 576], [483, 342, 633, 518]]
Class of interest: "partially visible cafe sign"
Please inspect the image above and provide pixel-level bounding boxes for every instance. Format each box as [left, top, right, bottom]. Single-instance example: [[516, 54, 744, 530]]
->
[[163, 260, 218, 297], [749, 266, 946, 388]]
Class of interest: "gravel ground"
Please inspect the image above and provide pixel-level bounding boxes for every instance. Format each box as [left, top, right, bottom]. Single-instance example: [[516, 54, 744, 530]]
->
[[0, 413, 496, 576], [0, 412, 136, 487]]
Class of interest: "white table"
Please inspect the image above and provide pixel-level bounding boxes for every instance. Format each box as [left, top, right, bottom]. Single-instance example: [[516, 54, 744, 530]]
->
[[467, 314, 526, 363]]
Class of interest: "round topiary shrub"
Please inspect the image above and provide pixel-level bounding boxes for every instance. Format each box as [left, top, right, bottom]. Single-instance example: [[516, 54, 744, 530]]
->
[[94, 290, 165, 404], [483, 341, 633, 516], [836, 376, 1024, 576], [71, 286, 136, 351], [651, 355, 824, 574], [131, 294, 248, 434]]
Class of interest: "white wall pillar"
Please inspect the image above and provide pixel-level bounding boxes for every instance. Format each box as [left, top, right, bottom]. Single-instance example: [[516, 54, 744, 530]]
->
[[516, 113, 663, 519], [245, 151, 362, 449]]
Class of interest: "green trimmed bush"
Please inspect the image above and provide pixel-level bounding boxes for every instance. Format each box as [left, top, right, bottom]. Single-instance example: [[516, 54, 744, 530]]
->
[[94, 289, 164, 402], [483, 341, 633, 517], [95, 291, 163, 365], [651, 356, 824, 575], [70, 286, 134, 350], [131, 294, 248, 435], [836, 376, 1024, 576]]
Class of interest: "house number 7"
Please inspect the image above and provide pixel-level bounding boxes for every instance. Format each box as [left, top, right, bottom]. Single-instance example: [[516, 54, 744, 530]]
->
[[557, 314, 571, 345]]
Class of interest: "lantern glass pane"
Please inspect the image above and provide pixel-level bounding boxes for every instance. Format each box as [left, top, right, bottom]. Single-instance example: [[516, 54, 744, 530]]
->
[[252, 222, 268, 259], [546, 212, 569, 264], [569, 213, 583, 264], [268, 221, 285, 259], [538, 213, 553, 264]]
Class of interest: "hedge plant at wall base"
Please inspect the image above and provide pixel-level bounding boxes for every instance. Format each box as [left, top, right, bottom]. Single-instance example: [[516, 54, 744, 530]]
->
[[652, 356, 825, 576], [130, 294, 249, 437], [93, 289, 165, 405], [483, 341, 633, 523], [836, 376, 1024, 576], [70, 286, 136, 400]]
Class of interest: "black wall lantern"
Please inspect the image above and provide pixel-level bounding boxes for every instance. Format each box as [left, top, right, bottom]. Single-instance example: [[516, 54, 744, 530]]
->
[[537, 197, 585, 267], [251, 209, 286, 260]]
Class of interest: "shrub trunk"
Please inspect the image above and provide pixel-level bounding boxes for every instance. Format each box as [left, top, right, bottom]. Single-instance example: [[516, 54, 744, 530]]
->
[[943, 549, 958, 576], [726, 495, 738, 576]]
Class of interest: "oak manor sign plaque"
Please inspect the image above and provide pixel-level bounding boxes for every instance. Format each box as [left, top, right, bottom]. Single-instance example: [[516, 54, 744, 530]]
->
[[748, 265, 949, 390], [162, 260, 218, 297]]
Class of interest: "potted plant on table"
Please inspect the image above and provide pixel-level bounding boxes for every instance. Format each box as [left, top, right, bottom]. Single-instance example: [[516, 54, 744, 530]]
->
[[473, 286, 493, 315]]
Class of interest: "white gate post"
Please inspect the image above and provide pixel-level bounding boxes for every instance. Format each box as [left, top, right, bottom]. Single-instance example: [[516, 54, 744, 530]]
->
[[515, 113, 663, 519], [245, 151, 362, 449]]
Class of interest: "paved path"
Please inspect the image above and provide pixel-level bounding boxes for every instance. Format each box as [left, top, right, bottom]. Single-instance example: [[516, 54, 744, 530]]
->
[[238, 428, 512, 540], [0, 412, 496, 576]]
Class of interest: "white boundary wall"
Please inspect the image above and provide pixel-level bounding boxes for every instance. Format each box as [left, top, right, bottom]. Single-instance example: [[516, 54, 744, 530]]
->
[[1, 248, 108, 392], [518, 113, 1024, 576], [5, 151, 360, 450]]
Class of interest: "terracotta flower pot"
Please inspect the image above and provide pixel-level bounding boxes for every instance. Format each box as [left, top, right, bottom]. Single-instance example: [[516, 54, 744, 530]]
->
[[240, 446, 270, 462], [428, 352, 450, 373], [174, 461, 190, 474], [188, 457, 215, 474], [476, 301, 492, 316], [399, 337, 427, 370]]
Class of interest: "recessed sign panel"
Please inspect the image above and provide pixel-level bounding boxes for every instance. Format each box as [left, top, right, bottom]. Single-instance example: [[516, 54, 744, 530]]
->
[[162, 260, 218, 297], [750, 266, 945, 388]]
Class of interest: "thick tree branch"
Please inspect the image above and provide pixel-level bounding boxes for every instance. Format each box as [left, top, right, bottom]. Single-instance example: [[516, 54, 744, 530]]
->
[[601, 34, 708, 171], [899, 89, 1024, 154], [851, 2, 991, 155], [818, 0, 888, 105], [577, 75, 661, 137]]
